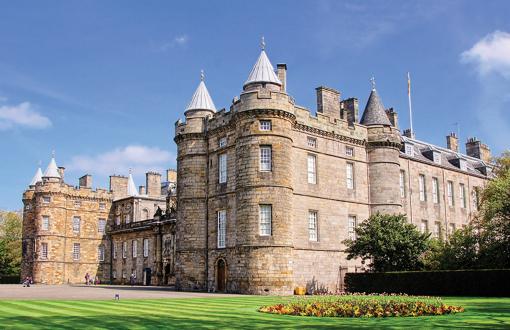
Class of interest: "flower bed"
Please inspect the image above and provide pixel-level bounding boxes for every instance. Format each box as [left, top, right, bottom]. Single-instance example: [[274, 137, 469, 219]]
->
[[259, 294, 464, 317]]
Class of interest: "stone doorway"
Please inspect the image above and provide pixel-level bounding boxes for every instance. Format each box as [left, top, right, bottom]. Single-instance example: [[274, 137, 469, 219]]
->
[[216, 259, 226, 292]]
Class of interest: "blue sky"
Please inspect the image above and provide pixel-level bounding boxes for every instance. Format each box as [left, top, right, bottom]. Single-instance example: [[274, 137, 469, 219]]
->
[[1, 1, 510, 210]]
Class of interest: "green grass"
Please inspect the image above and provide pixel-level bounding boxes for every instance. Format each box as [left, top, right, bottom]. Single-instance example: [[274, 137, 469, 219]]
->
[[0, 296, 509, 329]]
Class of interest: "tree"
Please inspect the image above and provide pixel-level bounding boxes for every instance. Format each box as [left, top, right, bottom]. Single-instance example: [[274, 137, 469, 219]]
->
[[0, 211, 22, 275], [343, 213, 430, 272]]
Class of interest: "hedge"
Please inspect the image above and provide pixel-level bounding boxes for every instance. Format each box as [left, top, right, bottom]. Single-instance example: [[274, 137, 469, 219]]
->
[[345, 269, 510, 297], [0, 274, 20, 284]]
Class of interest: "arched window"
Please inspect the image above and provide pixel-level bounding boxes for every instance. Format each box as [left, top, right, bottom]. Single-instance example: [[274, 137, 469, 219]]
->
[[142, 209, 149, 220]]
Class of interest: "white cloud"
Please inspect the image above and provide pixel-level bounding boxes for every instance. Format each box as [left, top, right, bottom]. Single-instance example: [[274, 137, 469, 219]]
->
[[159, 34, 189, 52], [0, 101, 52, 130], [461, 30, 510, 78], [66, 145, 175, 176]]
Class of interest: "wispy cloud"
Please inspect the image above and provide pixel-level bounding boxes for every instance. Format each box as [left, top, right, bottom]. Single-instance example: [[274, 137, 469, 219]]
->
[[0, 101, 52, 130], [158, 34, 189, 52], [66, 145, 175, 176], [461, 30, 510, 78], [461, 30, 510, 153]]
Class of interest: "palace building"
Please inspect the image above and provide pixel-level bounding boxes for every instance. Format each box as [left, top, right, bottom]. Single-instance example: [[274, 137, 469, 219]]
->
[[22, 40, 492, 294]]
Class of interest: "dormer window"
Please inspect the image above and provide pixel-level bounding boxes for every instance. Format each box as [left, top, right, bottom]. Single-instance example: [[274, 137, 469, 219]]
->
[[260, 120, 272, 131], [432, 151, 441, 165], [404, 143, 414, 157], [307, 137, 317, 148], [459, 159, 467, 171]]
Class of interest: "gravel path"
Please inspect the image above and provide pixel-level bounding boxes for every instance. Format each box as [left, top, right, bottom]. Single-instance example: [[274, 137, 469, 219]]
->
[[0, 284, 242, 300]]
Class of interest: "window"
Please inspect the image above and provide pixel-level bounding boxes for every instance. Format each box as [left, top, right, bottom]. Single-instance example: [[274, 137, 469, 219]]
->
[[259, 205, 272, 236], [72, 216, 81, 233], [459, 184, 466, 208], [307, 154, 317, 184], [308, 211, 318, 241], [217, 210, 226, 248], [122, 270, 127, 279], [125, 213, 131, 224], [42, 216, 50, 230], [345, 146, 354, 157], [459, 159, 467, 171], [98, 245, 105, 262], [41, 243, 48, 259], [42, 196, 51, 204], [143, 238, 149, 257], [419, 175, 426, 202], [399, 170, 406, 198], [73, 243, 80, 260], [432, 177, 439, 204], [420, 220, 428, 233], [219, 153, 227, 183], [472, 188, 480, 211], [132, 240, 137, 258], [113, 243, 117, 259], [448, 223, 456, 236], [447, 181, 454, 206], [346, 162, 354, 189], [218, 137, 227, 148], [433, 151, 441, 165], [259, 120, 272, 131], [74, 200, 81, 208], [98, 219, 106, 233], [307, 137, 317, 148], [405, 144, 414, 156], [115, 216, 120, 226], [260, 146, 272, 171], [348, 215, 357, 240], [25, 204, 31, 210], [122, 241, 127, 259], [433, 222, 441, 239], [112, 270, 117, 279], [99, 202, 106, 210]]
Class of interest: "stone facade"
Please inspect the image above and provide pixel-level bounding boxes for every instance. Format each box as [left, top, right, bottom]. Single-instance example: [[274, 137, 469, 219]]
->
[[174, 48, 492, 295]]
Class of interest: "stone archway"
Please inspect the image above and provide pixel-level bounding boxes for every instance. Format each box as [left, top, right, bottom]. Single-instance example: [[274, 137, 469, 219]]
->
[[216, 258, 227, 292]]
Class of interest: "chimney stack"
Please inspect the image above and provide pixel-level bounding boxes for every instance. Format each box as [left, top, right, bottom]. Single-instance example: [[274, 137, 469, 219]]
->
[[466, 137, 491, 163], [316, 86, 341, 121], [167, 169, 177, 183], [446, 132, 459, 152], [277, 63, 287, 92], [139, 185, 146, 195], [403, 129, 415, 138], [385, 108, 398, 128], [146, 172, 162, 197], [109, 175, 128, 200], [340, 98, 359, 125], [79, 174, 92, 188]]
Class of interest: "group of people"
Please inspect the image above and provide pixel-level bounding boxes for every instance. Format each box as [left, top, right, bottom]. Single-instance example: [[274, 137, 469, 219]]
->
[[84, 273, 100, 285]]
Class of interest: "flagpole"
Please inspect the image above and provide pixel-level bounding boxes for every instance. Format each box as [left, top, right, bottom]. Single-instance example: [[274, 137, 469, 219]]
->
[[407, 72, 414, 138]]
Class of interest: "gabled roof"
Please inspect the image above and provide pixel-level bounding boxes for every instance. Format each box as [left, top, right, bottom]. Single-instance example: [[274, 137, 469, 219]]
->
[[43, 156, 60, 178], [244, 39, 281, 87], [127, 172, 139, 197], [360, 89, 392, 126], [29, 167, 43, 186], [186, 71, 216, 112]]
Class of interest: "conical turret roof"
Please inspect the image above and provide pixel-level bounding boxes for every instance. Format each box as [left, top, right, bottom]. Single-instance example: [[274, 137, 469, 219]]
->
[[360, 88, 392, 126], [185, 71, 216, 112], [29, 167, 43, 186], [244, 37, 281, 87], [127, 172, 139, 197], [43, 156, 61, 178]]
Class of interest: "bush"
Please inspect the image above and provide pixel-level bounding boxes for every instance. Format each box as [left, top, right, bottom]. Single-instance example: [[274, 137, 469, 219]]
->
[[259, 294, 464, 317], [0, 274, 20, 284], [345, 269, 510, 297]]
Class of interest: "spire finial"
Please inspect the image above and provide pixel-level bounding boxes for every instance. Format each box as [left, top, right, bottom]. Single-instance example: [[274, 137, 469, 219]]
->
[[200, 69, 204, 81], [260, 36, 265, 51], [51, 150, 55, 158], [38, 160, 42, 167], [129, 167, 132, 175], [370, 76, 376, 91]]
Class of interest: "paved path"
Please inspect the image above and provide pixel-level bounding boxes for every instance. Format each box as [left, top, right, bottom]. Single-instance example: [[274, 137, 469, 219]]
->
[[0, 284, 242, 300]]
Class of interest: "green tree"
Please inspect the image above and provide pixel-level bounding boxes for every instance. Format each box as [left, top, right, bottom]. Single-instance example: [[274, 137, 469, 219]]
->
[[0, 212, 22, 275], [343, 213, 430, 272]]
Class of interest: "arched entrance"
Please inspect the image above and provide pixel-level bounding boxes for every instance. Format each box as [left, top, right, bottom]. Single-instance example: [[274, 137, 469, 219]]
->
[[216, 259, 226, 292]]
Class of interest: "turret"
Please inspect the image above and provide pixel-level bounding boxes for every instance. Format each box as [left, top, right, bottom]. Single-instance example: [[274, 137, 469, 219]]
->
[[42, 153, 61, 183], [360, 79, 402, 215]]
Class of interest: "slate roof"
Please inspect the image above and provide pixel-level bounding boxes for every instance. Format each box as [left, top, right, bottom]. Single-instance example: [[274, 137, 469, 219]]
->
[[186, 72, 216, 112], [244, 50, 282, 87], [127, 172, 139, 196], [29, 167, 43, 186], [360, 89, 392, 126], [43, 157, 60, 178]]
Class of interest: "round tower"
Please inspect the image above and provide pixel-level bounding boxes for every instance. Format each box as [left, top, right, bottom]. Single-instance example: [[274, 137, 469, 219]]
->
[[232, 39, 295, 294], [360, 81, 402, 215], [174, 72, 216, 290]]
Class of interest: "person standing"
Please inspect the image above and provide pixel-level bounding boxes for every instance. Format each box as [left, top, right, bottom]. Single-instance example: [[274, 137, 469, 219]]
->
[[85, 272, 90, 285]]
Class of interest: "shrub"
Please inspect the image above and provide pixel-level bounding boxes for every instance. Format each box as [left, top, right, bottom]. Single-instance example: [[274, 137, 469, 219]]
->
[[259, 294, 464, 317], [0, 274, 20, 284], [345, 269, 510, 296]]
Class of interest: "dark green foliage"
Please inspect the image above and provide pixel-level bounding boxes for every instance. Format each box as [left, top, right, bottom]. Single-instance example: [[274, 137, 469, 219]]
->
[[344, 213, 430, 272], [0, 275, 20, 284], [345, 269, 510, 297], [0, 212, 22, 276]]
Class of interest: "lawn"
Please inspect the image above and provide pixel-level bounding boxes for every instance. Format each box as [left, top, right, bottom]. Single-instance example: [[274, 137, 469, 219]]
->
[[0, 296, 509, 329]]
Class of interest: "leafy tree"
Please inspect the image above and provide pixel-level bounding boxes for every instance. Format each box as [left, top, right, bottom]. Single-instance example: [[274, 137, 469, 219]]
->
[[0, 212, 22, 275], [344, 213, 430, 272]]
